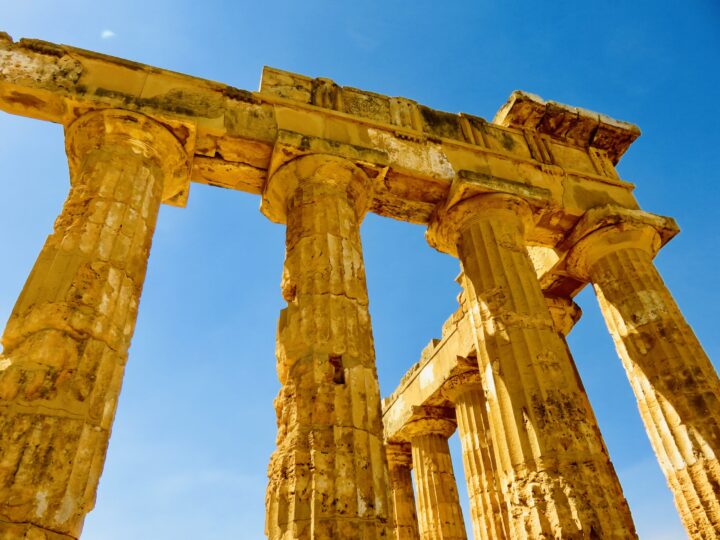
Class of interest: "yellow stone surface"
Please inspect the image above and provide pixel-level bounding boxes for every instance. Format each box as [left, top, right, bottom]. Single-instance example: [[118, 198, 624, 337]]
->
[[0, 109, 188, 538], [0, 31, 717, 540], [262, 154, 390, 539], [445, 372, 508, 540], [381, 289, 594, 538], [405, 408, 466, 540], [386, 443, 420, 540], [427, 193, 637, 538], [567, 207, 720, 539]]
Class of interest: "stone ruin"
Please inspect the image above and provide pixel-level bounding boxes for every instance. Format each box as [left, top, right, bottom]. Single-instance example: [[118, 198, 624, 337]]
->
[[0, 32, 718, 539]]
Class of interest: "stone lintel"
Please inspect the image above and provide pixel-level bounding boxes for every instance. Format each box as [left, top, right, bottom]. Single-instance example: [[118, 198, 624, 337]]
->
[[1, 33, 643, 230], [382, 307, 475, 443], [494, 90, 641, 164], [447, 169, 553, 212], [0, 34, 275, 206]]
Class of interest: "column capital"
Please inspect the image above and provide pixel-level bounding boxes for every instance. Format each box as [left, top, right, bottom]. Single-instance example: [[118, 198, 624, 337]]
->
[[545, 295, 582, 337], [260, 153, 373, 225], [386, 442, 414, 469], [405, 406, 457, 440], [564, 205, 678, 281], [443, 369, 483, 403], [65, 109, 191, 206], [427, 193, 533, 257]]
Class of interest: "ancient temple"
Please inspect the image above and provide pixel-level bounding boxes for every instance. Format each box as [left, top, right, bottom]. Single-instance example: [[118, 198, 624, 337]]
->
[[0, 32, 718, 539]]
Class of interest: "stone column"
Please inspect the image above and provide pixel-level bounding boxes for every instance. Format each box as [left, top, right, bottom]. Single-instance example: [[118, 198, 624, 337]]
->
[[567, 208, 720, 539], [407, 407, 466, 540], [262, 154, 390, 539], [427, 193, 637, 539], [546, 295, 612, 453], [445, 370, 508, 540], [0, 109, 188, 539], [387, 442, 420, 540]]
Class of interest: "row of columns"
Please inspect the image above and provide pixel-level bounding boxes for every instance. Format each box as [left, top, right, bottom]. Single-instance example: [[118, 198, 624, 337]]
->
[[428, 195, 636, 538], [384, 291, 623, 540], [0, 108, 717, 539]]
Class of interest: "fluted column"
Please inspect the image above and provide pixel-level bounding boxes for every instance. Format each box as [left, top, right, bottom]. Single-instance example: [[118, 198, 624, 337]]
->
[[567, 208, 720, 539], [407, 407, 466, 540], [427, 193, 637, 539], [445, 371, 508, 540], [262, 154, 390, 539], [387, 442, 420, 540], [0, 109, 188, 539]]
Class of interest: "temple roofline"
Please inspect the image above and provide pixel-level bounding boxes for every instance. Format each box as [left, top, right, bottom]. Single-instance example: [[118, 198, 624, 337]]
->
[[494, 90, 640, 164]]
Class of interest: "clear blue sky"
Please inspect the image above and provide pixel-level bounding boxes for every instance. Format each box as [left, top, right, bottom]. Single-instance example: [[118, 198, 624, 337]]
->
[[1, 1, 719, 538]]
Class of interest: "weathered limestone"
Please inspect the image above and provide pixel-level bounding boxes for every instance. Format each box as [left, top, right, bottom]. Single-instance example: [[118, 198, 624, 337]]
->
[[262, 154, 390, 539], [0, 109, 188, 539], [0, 34, 645, 267], [1, 31, 716, 540], [382, 292, 607, 540], [406, 408, 466, 540], [382, 305, 475, 444], [567, 206, 720, 539], [445, 370, 508, 540], [386, 443, 420, 540], [427, 193, 637, 539]]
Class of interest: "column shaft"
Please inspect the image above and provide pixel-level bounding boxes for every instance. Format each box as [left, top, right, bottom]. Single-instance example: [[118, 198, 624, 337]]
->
[[411, 432, 466, 540], [387, 443, 420, 540], [432, 194, 636, 538], [0, 110, 186, 539], [590, 244, 720, 538], [264, 155, 389, 539], [453, 383, 509, 540]]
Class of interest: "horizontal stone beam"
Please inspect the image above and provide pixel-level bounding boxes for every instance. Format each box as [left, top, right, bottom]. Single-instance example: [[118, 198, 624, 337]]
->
[[381, 300, 476, 442], [0, 32, 276, 207], [1, 32, 645, 242]]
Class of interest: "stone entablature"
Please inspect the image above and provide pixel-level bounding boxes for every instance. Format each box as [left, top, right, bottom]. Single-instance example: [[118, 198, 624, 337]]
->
[[0, 35, 640, 221], [1, 32, 678, 297], [1, 30, 718, 540]]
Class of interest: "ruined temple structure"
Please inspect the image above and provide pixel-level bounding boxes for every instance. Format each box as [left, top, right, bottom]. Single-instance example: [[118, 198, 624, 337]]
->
[[0, 31, 719, 540]]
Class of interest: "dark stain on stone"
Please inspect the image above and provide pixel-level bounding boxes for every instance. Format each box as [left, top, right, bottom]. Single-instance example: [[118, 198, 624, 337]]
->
[[18, 38, 65, 57], [172, 124, 191, 145], [92, 87, 219, 119], [144, 89, 224, 118], [500, 132, 516, 151], [418, 105, 463, 141], [221, 86, 258, 104], [7, 91, 45, 109], [94, 87, 134, 105], [572, 185, 615, 208], [329, 355, 345, 385]]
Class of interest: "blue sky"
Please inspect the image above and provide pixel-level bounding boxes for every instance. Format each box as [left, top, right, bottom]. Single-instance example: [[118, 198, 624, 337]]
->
[[1, 1, 719, 538]]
